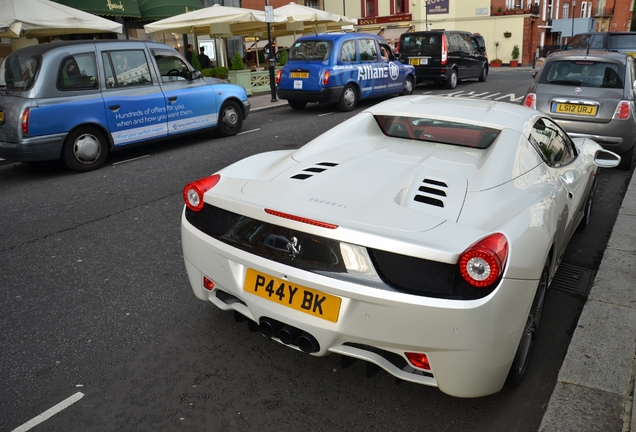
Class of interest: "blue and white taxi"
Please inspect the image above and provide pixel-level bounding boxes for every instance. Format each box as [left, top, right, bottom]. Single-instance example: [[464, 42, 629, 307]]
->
[[0, 40, 250, 172], [276, 33, 415, 111]]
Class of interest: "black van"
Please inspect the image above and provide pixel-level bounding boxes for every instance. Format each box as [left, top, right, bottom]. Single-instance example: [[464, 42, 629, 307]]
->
[[398, 30, 489, 89]]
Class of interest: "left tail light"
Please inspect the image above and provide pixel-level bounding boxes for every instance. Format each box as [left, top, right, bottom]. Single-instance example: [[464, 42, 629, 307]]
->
[[458, 233, 508, 288], [21, 108, 30, 135], [613, 101, 631, 119], [523, 94, 536, 109], [183, 174, 220, 212], [275, 69, 281, 84]]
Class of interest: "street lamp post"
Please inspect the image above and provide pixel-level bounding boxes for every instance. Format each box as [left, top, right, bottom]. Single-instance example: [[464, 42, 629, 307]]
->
[[425, 1, 429, 31], [265, 0, 277, 102], [571, 0, 577, 39]]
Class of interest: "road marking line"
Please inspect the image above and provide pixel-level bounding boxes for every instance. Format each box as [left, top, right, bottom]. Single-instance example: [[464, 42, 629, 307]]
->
[[12, 392, 84, 432], [318, 112, 335, 117], [238, 128, 261, 135], [112, 155, 150, 165]]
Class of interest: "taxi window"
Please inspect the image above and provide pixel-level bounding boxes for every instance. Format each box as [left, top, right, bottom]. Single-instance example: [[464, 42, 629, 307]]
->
[[359, 39, 379, 62], [375, 115, 501, 148], [153, 50, 190, 82], [340, 40, 357, 62], [57, 53, 98, 90], [102, 50, 152, 88], [290, 40, 332, 61], [529, 118, 577, 167], [2, 54, 40, 91]]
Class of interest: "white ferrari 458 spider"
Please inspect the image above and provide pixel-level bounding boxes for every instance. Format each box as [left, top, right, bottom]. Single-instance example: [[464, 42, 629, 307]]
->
[[181, 95, 619, 397]]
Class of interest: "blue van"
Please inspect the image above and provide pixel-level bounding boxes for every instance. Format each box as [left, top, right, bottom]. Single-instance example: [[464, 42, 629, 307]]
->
[[275, 33, 415, 111], [0, 40, 250, 172]]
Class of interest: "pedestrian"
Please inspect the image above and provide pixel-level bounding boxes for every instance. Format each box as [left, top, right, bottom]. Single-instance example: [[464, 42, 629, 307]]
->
[[185, 44, 194, 65], [198, 46, 211, 69]]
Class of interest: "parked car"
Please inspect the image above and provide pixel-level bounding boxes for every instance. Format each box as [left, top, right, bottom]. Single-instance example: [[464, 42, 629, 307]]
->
[[0, 40, 250, 172], [562, 31, 636, 55], [275, 32, 415, 111], [180, 95, 620, 398], [398, 30, 489, 89], [523, 50, 636, 169]]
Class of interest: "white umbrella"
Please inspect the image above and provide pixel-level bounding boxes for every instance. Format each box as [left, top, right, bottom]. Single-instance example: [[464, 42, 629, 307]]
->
[[144, 4, 287, 37], [273, 2, 356, 38], [0, 0, 123, 38]]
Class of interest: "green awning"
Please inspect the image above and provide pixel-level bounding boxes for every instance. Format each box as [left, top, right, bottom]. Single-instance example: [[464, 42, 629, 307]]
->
[[137, 0, 203, 20], [52, 0, 142, 18]]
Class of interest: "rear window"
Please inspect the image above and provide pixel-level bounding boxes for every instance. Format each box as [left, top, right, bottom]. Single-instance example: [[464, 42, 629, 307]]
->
[[399, 33, 441, 55], [1, 54, 41, 91], [290, 40, 333, 61], [607, 34, 636, 50], [539, 60, 625, 89], [375, 115, 500, 149]]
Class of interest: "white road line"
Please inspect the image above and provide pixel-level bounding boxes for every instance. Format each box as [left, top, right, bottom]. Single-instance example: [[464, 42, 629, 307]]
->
[[238, 128, 261, 135], [12, 392, 84, 432], [318, 112, 335, 117], [112, 154, 150, 165]]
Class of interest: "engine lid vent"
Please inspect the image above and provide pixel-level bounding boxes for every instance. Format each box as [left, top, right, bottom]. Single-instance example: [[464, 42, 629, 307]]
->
[[414, 179, 449, 208], [291, 162, 339, 180]]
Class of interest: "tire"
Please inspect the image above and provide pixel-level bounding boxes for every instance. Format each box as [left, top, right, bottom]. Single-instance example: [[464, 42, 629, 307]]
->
[[62, 126, 109, 172], [217, 100, 243, 137], [337, 84, 358, 111], [506, 259, 549, 387], [577, 176, 598, 231], [288, 100, 307, 110], [445, 69, 458, 89], [617, 144, 634, 170], [479, 65, 488, 82], [402, 76, 415, 95]]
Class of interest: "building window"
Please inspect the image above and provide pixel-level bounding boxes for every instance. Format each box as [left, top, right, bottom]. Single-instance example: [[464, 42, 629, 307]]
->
[[391, 0, 407, 14], [563, 3, 569, 18], [362, 0, 377, 17]]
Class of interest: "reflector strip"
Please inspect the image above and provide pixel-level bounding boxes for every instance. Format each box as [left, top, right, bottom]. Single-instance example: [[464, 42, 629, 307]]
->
[[264, 208, 338, 229]]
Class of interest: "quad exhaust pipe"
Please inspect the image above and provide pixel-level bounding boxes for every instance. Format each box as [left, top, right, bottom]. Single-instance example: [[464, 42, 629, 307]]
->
[[258, 317, 320, 353]]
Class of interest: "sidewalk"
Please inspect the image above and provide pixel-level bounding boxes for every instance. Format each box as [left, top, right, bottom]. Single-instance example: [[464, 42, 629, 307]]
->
[[250, 80, 636, 432]]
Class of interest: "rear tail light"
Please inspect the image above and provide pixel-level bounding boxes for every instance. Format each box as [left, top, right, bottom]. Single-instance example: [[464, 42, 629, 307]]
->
[[405, 352, 431, 371], [441, 35, 448, 65], [183, 174, 220, 212], [203, 276, 215, 291], [275, 69, 281, 84], [613, 100, 631, 119], [523, 94, 536, 109], [323, 70, 330, 85], [458, 233, 508, 288], [21, 108, 30, 135]]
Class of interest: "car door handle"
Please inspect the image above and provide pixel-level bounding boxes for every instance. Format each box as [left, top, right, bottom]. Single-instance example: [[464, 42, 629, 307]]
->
[[108, 104, 120, 111], [168, 96, 178, 103]]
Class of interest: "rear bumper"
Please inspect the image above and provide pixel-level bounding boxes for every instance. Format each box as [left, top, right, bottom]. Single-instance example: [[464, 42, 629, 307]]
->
[[277, 86, 344, 104], [0, 134, 66, 162]]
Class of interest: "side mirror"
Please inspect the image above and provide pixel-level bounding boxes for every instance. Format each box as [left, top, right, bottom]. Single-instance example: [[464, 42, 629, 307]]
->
[[191, 70, 202, 80], [532, 71, 538, 78], [593, 148, 621, 168]]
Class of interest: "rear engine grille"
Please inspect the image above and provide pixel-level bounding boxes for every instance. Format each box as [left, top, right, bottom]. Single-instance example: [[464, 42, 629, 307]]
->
[[414, 178, 448, 208], [291, 161, 339, 180]]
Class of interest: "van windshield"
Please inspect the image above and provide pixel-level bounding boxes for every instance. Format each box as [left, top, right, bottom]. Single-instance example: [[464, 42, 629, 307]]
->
[[1, 53, 41, 91], [399, 33, 440, 55], [290, 40, 333, 61]]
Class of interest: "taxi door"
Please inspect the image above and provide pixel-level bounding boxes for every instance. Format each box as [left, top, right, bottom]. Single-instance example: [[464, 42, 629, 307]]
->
[[100, 46, 168, 147], [150, 47, 218, 136], [356, 38, 389, 98]]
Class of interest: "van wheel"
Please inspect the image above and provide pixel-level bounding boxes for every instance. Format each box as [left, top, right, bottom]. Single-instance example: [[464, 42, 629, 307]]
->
[[445, 69, 458, 89], [402, 76, 414, 95], [288, 100, 307, 110], [338, 84, 358, 111], [62, 126, 109, 172], [479, 65, 488, 82], [506, 258, 549, 387], [217, 100, 243, 137]]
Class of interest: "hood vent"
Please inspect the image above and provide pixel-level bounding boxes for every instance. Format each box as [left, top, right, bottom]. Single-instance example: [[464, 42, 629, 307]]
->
[[291, 162, 339, 180], [414, 178, 448, 208]]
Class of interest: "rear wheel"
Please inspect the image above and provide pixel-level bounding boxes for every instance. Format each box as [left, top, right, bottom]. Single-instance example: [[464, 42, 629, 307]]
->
[[479, 65, 488, 82], [288, 100, 307, 110], [617, 144, 634, 170], [445, 69, 458, 89], [338, 84, 358, 111], [62, 126, 109, 172], [402, 76, 414, 95], [217, 100, 243, 137], [506, 258, 549, 387]]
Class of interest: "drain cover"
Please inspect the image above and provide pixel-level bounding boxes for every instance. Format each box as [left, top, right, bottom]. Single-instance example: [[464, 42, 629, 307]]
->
[[550, 262, 596, 296]]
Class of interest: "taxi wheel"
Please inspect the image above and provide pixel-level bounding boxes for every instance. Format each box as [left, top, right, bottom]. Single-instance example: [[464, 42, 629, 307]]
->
[[402, 76, 414, 95], [338, 84, 358, 112], [506, 258, 549, 387], [217, 100, 243, 137], [288, 100, 307, 110], [445, 69, 458, 89], [62, 126, 109, 172]]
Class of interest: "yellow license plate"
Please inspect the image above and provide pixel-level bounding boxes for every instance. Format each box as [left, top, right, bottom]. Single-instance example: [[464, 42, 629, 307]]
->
[[0, 111, 3, 122], [290, 72, 309, 78], [244, 268, 341, 323], [554, 103, 598, 116], [409, 58, 427, 66]]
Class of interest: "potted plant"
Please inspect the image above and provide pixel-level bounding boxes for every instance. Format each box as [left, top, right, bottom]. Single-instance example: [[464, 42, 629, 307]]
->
[[503, 31, 512, 38], [510, 45, 520, 67], [228, 51, 252, 95], [490, 58, 503, 67], [494, 6, 504, 15]]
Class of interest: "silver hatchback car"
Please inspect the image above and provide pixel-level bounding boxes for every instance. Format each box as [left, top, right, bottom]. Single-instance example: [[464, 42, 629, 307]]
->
[[523, 50, 636, 170]]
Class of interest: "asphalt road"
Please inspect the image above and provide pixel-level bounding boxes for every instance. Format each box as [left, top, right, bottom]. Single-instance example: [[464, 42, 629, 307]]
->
[[1, 70, 633, 432]]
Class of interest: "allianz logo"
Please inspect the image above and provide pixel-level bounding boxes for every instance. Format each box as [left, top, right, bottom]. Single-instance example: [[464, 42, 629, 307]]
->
[[357, 62, 401, 82]]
